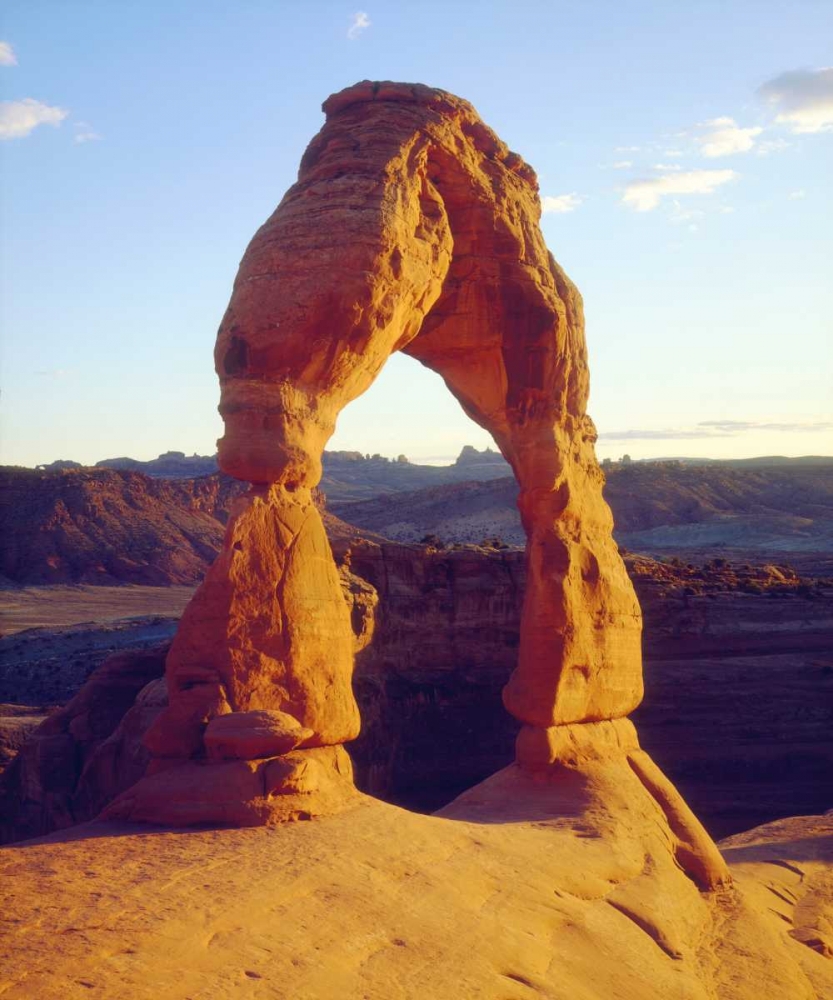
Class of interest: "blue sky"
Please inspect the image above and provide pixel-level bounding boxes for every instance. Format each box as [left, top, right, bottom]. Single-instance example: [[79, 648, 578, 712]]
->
[[1, 1, 831, 467]]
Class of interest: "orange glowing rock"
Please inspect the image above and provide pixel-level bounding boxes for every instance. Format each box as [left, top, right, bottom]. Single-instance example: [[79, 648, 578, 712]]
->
[[113, 81, 725, 889]]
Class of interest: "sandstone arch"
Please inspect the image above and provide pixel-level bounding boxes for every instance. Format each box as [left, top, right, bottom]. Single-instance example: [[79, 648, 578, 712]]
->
[[205, 80, 640, 737], [110, 82, 727, 888]]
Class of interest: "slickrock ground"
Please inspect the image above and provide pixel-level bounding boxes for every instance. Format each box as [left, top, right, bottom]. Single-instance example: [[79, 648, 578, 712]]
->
[[1, 780, 830, 999]]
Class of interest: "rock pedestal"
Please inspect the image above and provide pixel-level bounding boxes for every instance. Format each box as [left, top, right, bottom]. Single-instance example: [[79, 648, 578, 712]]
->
[[108, 79, 729, 887]]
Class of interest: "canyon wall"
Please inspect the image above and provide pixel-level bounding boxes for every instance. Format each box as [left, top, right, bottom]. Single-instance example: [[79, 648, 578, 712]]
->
[[3, 539, 829, 843]]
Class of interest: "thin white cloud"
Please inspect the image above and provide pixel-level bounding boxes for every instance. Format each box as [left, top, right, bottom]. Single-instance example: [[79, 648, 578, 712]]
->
[[696, 116, 763, 157], [653, 162, 682, 171], [611, 160, 632, 169], [600, 420, 832, 441], [663, 149, 684, 158], [669, 201, 704, 224], [541, 193, 583, 214], [614, 145, 640, 152], [622, 169, 738, 212], [73, 121, 102, 144], [698, 419, 832, 433], [0, 41, 17, 66], [0, 98, 68, 140], [347, 11, 370, 39], [788, 189, 806, 200], [758, 67, 833, 134], [756, 137, 791, 156]]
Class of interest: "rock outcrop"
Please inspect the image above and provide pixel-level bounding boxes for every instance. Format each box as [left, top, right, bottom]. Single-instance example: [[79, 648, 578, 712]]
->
[[97, 81, 726, 888], [0, 645, 168, 839], [1, 794, 830, 999]]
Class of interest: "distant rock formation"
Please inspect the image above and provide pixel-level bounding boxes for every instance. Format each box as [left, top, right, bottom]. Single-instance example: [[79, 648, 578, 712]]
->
[[454, 444, 510, 468], [95, 451, 219, 478], [0, 467, 370, 586], [35, 459, 82, 472], [331, 460, 833, 553], [0, 467, 242, 585]]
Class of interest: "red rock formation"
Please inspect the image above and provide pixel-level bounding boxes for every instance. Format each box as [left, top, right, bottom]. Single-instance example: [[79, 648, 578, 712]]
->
[[113, 80, 726, 887], [208, 80, 641, 731]]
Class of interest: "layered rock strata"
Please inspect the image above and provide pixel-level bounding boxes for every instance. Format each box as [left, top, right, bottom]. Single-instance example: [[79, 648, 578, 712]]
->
[[110, 81, 727, 887]]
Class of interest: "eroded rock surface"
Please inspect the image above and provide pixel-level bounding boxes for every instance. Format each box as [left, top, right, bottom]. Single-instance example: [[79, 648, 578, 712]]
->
[[97, 80, 727, 889], [206, 79, 641, 731], [139, 80, 642, 807]]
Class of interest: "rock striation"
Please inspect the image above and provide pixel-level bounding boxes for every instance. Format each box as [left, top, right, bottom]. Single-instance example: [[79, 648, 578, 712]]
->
[[106, 81, 728, 889]]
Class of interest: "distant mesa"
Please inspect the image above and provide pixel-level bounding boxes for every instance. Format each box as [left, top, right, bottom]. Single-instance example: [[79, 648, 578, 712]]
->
[[95, 451, 219, 478], [35, 459, 82, 471], [454, 444, 510, 468]]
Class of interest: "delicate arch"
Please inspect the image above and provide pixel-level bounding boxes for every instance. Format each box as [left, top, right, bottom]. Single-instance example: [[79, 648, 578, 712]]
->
[[112, 83, 727, 893], [209, 81, 642, 732]]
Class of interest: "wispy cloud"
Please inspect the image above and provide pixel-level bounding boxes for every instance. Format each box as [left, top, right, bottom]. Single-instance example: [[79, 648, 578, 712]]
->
[[788, 189, 806, 200], [663, 149, 684, 158], [653, 162, 682, 171], [347, 11, 370, 39], [0, 41, 17, 67], [600, 419, 833, 441], [758, 67, 833, 134], [600, 428, 716, 441], [756, 137, 791, 156], [669, 201, 703, 224], [611, 160, 632, 169], [0, 98, 68, 140], [622, 169, 737, 212], [541, 193, 583, 214], [698, 420, 832, 433], [614, 145, 640, 153], [696, 116, 763, 157], [73, 121, 102, 144]]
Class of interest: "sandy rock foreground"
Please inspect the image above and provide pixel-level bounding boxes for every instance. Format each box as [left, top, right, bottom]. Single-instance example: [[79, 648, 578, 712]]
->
[[1, 762, 830, 1000]]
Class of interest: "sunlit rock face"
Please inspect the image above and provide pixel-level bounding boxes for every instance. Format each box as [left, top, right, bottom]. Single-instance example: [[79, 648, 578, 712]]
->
[[208, 78, 642, 732], [115, 80, 725, 887]]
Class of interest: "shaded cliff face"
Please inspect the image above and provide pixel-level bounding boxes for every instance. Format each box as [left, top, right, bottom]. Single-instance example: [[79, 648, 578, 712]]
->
[[2, 541, 829, 844], [0, 467, 370, 587], [340, 541, 833, 836], [0, 468, 244, 586]]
